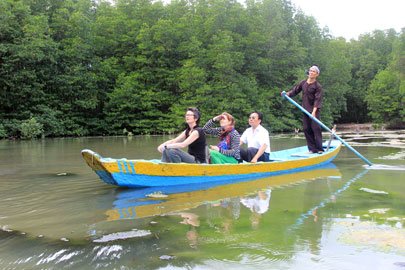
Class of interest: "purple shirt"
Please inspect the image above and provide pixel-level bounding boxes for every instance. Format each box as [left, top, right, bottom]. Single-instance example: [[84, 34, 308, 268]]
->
[[287, 80, 323, 112]]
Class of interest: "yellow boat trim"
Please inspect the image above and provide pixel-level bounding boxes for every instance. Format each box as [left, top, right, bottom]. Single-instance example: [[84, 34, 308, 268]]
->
[[98, 144, 340, 177]]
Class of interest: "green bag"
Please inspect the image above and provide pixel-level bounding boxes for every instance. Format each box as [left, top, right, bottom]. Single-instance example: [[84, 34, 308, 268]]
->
[[209, 149, 238, 164]]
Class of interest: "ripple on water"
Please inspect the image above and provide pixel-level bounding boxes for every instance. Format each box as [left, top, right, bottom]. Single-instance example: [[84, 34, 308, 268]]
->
[[377, 150, 405, 160], [365, 164, 405, 170], [56, 250, 82, 263], [93, 229, 152, 243], [223, 242, 292, 263], [0, 173, 113, 241], [93, 245, 124, 261], [206, 252, 289, 270], [36, 249, 69, 265]]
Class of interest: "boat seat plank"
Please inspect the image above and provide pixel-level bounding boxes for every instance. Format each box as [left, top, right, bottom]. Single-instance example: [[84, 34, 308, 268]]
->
[[290, 152, 315, 157]]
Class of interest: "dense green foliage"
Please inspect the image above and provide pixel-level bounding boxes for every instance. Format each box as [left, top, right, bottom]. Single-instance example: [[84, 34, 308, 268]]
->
[[20, 117, 43, 139], [0, 0, 404, 138]]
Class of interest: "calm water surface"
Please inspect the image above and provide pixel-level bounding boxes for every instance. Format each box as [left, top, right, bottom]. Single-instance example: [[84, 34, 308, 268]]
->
[[0, 134, 404, 269]]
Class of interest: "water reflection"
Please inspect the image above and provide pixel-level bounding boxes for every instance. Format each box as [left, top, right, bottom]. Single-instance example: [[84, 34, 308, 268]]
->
[[241, 190, 272, 229], [174, 212, 200, 248], [291, 169, 369, 229], [105, 164, 340, 222]]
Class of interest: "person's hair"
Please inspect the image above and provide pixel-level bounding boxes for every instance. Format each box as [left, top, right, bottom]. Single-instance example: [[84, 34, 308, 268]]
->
[[186, 107, 201, 125], [221, 112, 235, 126], [310, 65, 320, 74], [251, 111, 263, 122]]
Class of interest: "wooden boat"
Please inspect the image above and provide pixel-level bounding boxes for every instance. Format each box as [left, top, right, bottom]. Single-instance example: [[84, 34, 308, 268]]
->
[[81, 140, 342, 188]]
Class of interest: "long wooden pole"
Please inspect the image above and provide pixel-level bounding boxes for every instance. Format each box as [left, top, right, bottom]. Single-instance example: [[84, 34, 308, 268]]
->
[[281, 91, 373, 166]]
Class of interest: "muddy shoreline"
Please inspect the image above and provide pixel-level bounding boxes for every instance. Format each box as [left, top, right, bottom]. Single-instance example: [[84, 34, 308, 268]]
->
[[287, 124, 405, 149], [336, 123, 375, 131]]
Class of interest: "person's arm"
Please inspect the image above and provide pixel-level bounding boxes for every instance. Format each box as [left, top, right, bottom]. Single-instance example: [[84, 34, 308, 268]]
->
[[311, 107, 318, 118], [312, 83, 323, 118], [203, 118, 221, 136], [251, 143, 267, 163], [286, 80, 304, 97], [240, 130, 247, 146], [165, 130, 199, 149], [157, 131, 186, 153]]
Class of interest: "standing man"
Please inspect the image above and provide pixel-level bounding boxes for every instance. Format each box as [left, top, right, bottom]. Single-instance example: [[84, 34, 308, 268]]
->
[[240, 111, 271, 163], [285, 65, 324, 153]]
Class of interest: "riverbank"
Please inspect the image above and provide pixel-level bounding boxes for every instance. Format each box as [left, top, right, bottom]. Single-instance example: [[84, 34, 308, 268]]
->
[[330, 125, 405, 149], [337, 123, 375, 131]]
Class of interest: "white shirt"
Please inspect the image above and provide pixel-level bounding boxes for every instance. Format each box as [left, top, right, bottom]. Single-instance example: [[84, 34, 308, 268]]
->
[[240, 124, 271, 153], [240, 190, 272, 214]]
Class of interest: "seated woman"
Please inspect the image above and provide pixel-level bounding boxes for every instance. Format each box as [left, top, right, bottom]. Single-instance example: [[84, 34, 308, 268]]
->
[[157, 107, 206, 163], [203, 112, 241, 164]]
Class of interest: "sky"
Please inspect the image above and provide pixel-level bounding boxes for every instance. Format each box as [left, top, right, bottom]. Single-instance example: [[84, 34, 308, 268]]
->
[[290, 0, 405, 40]]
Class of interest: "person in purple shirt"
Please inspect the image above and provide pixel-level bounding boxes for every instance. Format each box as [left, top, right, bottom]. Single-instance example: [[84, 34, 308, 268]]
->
[[285, 65, 324, 153]]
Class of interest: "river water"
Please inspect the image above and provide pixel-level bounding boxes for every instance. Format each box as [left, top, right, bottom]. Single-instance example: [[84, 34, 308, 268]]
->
[[0, 133, 404, 269]]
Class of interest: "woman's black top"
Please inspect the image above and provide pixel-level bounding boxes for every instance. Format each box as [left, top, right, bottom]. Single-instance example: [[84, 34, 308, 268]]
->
[[186, 127, 206, 163]]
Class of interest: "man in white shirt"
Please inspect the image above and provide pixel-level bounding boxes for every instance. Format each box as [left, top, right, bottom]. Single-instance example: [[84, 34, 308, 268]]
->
[[240, 111, 271, 162], [240, 189, 272, 214]]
